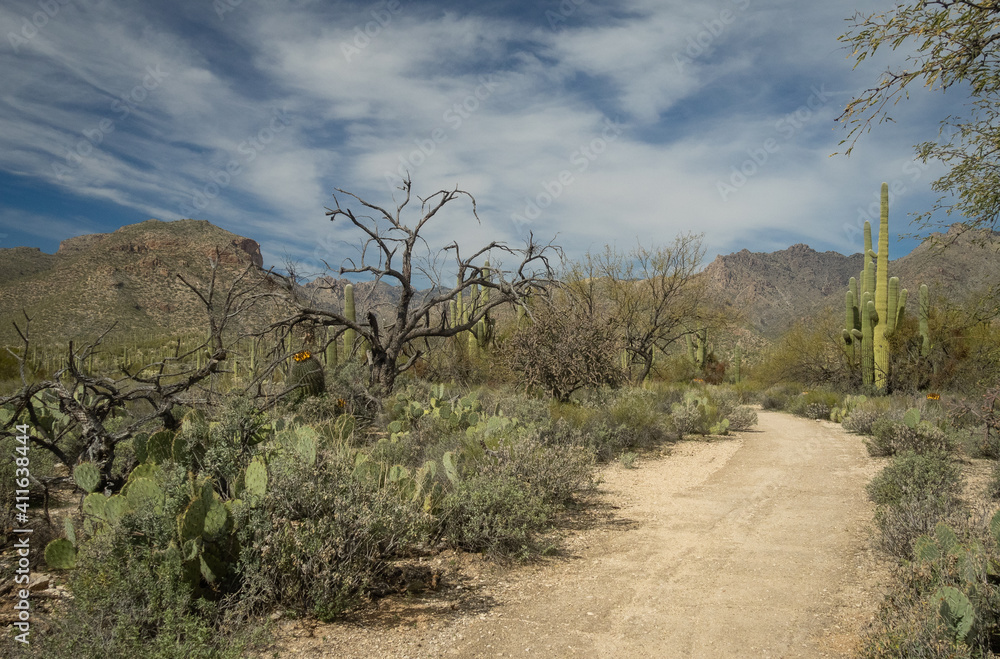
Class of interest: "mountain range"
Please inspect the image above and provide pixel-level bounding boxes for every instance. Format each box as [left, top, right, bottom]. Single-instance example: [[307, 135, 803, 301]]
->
[[1, 219, 997, 348]]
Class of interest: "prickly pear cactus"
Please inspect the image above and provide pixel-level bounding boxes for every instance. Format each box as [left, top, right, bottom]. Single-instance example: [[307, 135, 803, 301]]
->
[[44, 538, 77, 570], [244, 456, 268, 503], [73, 462, 101, 493], [934, 586, 975, 645]]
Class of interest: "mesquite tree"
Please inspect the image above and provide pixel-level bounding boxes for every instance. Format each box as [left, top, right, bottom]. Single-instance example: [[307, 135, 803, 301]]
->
[[271, 177, 560, 397], [563, 234, 710, 383]]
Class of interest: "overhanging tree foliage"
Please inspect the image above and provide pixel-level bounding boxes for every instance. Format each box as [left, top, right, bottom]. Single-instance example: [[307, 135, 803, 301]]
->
[[270, 177, 560, 396], [838, 1, 1000, 236]]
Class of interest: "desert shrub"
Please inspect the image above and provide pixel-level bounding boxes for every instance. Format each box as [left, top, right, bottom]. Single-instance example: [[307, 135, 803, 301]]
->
[[667, 389, 740, 438], [787, 389, 842, 418], [842, 402, 888, 436], [864, 417, 899, 456], [477, 433, 595, 506], [952, 425, 1000, 460], [725, 404, 759, 432], [726, 380, 763, 405], [760, 382, 802, 411], [867, 451, 964, 559], [9, 501, 260, 659], [241, 452, 431, 620], [605, 388, 672, 447], [543, 388, 673, 461], [804, 402, 832, 420], [441, 472, 551, 560], [668, 400, 705, 438], [857, 573, 981, 659], [641, 381, 690, 409], [323, 360, 381, 421], [710, 388, 758, 431], [868, 451, 963, 508], [501, 300, 624, 402], [866, 419, 954, 458]]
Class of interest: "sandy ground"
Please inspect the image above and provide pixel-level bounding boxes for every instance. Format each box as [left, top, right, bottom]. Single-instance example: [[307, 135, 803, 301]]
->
[[270, 410, 888, 658]]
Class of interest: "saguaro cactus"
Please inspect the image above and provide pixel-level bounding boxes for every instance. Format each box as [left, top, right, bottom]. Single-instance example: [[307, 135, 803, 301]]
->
[[686, 328, 708, 371], [474, 261, 493, 350], [343, 283, 356, 357], [847, 183, 907, 393], [870, 183, 907, 393], [919, 283, 932, 357], [843, 277, 860, 362]]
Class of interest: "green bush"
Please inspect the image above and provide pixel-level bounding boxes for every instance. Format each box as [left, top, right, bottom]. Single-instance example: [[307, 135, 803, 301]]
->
[[9, 509, 261, 659], [787, 389, 842, 418], [477, 432, 595, 506], [240, 452, 431, 620], [710, 388, 759, 431], [441, 472, 551, 560], [864, 417, 899, 456], [857, 574, 980, 659], [865, 418, 953, 458], [760, 383, 800, 411], [867, 451, 964, 559], [842, 403, 887, 436]]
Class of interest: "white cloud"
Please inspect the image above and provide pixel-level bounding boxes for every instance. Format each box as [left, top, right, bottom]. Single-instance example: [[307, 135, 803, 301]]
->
[[0, 0, 953, 276]]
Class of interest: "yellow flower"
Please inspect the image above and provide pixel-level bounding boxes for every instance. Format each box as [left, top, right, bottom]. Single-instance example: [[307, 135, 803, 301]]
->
[[926, 393, 941, 401], [293, 350, 311, 362]]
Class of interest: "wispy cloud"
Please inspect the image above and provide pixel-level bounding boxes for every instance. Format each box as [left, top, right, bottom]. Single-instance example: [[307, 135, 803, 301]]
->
[[0, 0, 948, 275]]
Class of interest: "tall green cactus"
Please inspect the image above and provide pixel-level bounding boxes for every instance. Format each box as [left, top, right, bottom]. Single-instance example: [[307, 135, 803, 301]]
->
[[684, 328, 710, 374], [869, 183, 907, 393], [843, 278, 860, 362], [343, 283, 356, 357], [325, 327, 338, 366], [847, 184, 908, 393], [474, 261, 493, 350], [919, 283, 932, 357]]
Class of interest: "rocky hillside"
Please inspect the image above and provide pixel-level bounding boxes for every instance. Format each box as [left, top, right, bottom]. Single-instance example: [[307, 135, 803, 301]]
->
[[702, 224, 1000, 338], [0, 219, 265, 345], [2, 218, 997, 348]]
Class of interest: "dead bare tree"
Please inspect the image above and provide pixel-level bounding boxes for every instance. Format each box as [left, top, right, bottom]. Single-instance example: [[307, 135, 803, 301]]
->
[[0, 250, 277, 490], [268, 177, 561, 396]]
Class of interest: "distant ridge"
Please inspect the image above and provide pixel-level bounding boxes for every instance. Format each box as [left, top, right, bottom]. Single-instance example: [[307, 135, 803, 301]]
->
[[701, 224, 1000, 338], [0, 219, 264, 344], [1, 219, 997, 347]]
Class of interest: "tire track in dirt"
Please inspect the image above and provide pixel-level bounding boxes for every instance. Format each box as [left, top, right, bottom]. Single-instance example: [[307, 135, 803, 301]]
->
[[274, 411, 887, 658]]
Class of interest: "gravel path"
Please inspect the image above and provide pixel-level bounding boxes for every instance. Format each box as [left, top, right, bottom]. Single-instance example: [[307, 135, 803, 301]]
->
[[272, 411, 886, 658]]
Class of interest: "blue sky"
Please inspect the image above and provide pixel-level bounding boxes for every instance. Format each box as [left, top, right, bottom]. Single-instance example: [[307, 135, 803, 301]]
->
[[0, 0, 961, 280]]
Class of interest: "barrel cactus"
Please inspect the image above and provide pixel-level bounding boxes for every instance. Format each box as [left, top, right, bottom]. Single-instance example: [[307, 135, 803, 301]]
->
[[289, 350, 325, 397]]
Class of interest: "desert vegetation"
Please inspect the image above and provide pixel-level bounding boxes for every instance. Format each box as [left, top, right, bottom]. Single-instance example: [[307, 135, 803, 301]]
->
[[0, 178, 763, 657], [1, 171, 999, 658]]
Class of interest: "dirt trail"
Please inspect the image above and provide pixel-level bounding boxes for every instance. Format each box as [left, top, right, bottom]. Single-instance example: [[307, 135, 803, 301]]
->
[[275, 411, 887, 658]]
